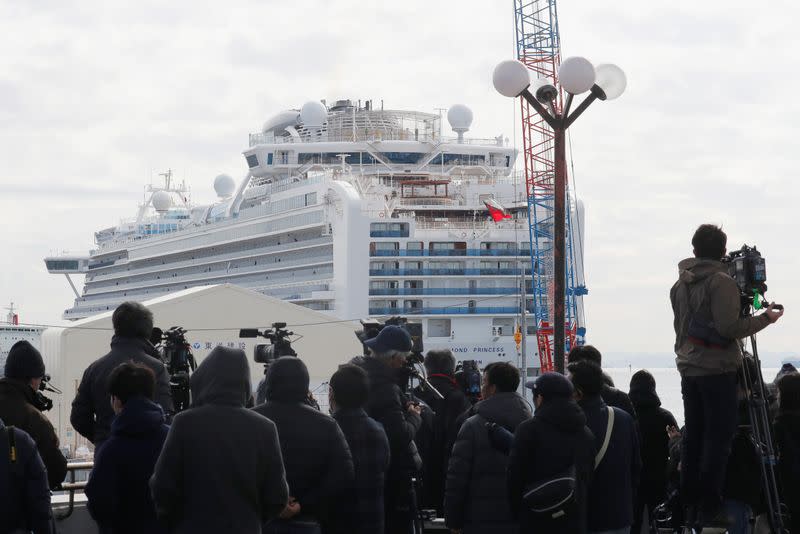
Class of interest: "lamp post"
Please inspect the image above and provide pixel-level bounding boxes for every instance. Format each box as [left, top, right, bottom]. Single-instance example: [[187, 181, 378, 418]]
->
[[493, 58, 626, 374]]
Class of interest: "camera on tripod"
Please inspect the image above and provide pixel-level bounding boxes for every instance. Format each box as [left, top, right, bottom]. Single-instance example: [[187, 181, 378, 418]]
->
[[240, 322, 297, 365], [240, 323, 298, 405], [157, 326, 197, 413]]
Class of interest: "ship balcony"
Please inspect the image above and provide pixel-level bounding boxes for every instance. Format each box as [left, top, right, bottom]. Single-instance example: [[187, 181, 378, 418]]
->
[[368, 287, 526, 296], [368, 305, 535, 316], [369, 249, 530, 257], [369, 268, 533, 277]]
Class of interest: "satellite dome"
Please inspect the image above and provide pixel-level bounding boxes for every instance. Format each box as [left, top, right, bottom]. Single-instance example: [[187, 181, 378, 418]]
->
[[447, 104, 473, 133], [152, 191, 172, 212], [214, 174, 236, 198], [300, 101, 328, 128]]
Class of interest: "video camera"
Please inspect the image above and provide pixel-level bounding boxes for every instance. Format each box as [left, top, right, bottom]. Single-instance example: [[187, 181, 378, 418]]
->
[[157, 326, 196, 413], [455, 360, 482, 404], [33, 374, 61, 412], [240, 323, 297, 405], [240, 322, 297, 366], [355, 316, 424, 357], [724, 245, 768, 302]]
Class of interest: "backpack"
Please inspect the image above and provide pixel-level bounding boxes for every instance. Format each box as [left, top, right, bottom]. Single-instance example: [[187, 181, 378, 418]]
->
[[523, 407, 614, 515]]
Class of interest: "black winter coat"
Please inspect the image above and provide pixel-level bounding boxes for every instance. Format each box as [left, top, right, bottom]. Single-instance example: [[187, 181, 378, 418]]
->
[[354, 357, 422, 485], [508, 397, 596, 534], [71, 336, 173, 446], [150, 347, 289, 534], [0, 419, 52, 534], [579, 395, 641, 531], [0, 378, 67, 489], [253, 357, 354, 528], [629, 388, 677, 505], [445, 392, 531, 533], [331, 408, 391, 534], [602, 384, 637, 420], [86, 397, 169, 534], [775, 410, 800, 532], [414, 374, 470, 512]]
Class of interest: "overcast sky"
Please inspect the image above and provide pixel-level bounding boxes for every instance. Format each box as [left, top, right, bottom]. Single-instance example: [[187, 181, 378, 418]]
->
[[2, 0, 799, 356]]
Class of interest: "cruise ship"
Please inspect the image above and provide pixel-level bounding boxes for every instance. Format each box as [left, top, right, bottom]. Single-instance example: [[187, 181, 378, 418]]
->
[[0, 304, 44, 375], [45, 99, 586, 365]]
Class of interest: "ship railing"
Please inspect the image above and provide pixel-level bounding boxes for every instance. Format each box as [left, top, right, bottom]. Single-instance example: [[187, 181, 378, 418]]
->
[[369, 249, 530, 257], [53, 461, 93, 520], [89, 237, 333, 283], [409, 219, 530, 231], [249, 130, 507, 147], [83, 256, 334, 297], [369, 268, 533, 276], [369, 287, 525, 296], [368, 306, 535, 316]]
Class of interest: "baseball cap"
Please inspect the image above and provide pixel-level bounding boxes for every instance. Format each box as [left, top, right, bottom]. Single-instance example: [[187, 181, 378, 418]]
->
[[525, 372, 574, 400], [364, 325, 413, 354]]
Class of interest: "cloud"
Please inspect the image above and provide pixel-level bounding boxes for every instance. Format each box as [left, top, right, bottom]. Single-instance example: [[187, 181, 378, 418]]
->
[[1, 0, 799, 352]]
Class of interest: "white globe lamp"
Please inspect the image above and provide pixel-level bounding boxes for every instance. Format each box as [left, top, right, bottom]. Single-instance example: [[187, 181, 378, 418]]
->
[[558, 56, 596, 95], [492, 60, 531, 98], [593, 63, 627, 100]]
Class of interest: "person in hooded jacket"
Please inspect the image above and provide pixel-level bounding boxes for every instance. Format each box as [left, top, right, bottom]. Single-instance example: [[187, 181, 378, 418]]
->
[[628, 370, 677, 534], [0, 418, 53, 534], [507, 372, 596, 534], [328, 364, 391, 534], [775, 373, 800, 533], [253, 356, 355, 533], [670, 224, 783, 527], [86, 362, 170, 534], [570, 360, 641, 534], [413, 349, 471, 514], [71, 302, 173, 450], [444, 362, 531, 534], [0, 340, 67, 490], [150, 347, 289, 534]]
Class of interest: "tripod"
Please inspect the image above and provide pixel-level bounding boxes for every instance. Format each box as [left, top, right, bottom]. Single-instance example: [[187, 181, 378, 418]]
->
[[739, 327, 787, 533]]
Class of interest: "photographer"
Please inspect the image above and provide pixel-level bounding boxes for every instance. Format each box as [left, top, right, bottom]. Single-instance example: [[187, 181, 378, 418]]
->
[[353, 325, 422, 534], [413, 350, 471, 514], [670, 224, 783, 526], [0, 340, 66, 489], [71, 302, 173, 451]]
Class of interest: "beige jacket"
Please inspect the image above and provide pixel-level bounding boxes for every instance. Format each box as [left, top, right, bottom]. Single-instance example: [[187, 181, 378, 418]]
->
[[670, 258, 770, 376]]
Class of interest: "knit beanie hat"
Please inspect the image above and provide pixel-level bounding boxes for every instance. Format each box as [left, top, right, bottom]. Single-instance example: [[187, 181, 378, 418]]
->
[[4, 340, 45, 380]]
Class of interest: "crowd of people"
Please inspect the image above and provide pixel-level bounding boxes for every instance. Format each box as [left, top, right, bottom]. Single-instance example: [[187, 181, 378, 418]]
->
[[0, 224, 799, 533]]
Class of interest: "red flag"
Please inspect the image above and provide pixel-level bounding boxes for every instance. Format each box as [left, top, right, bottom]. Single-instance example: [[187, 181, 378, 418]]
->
[[483, 198, 512, 222]]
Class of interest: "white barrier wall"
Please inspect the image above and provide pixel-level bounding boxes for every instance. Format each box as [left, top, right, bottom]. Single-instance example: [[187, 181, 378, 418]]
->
[[40, 284, 362, 452]]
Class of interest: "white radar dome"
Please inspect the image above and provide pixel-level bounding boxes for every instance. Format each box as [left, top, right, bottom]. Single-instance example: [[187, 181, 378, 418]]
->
[[447, 104, 474, 132], [300, 101, 328, 128], [151, 191, 172, 212], [214, 174, 236, 198]]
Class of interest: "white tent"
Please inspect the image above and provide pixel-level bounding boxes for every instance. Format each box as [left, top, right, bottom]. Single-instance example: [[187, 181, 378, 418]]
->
[[40, 284, 362, 452]]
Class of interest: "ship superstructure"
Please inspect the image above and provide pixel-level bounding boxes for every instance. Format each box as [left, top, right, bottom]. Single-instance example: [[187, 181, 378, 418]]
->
[[46, 99, 586, 365]]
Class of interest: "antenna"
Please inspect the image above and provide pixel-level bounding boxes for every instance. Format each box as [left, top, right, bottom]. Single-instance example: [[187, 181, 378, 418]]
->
[[159, 169, 173, 190]]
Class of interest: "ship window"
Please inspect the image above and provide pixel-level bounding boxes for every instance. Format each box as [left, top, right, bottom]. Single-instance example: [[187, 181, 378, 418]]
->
[[404, 300, 422, 309], [267, 153, 273, 165], [381, 152, 422, 164], [439, 154, 486, 166], [405, 261, 423, 269], [480, 242, 514, 250], [304, 193, 317, 206], [246, 154, 259, 168], [428, 319, 451, 338], [374, 242, 399, 251], [46, 260, 79, 270], [492, 318, 514, 336], [407, 241, 423, 251]]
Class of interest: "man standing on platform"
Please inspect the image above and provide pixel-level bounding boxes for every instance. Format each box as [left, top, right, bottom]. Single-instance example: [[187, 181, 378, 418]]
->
[[671, 224, 783, 527]]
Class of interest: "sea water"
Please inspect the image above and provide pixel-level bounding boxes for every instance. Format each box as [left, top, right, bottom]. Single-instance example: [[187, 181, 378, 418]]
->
[[606, 367, 781, 427]]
